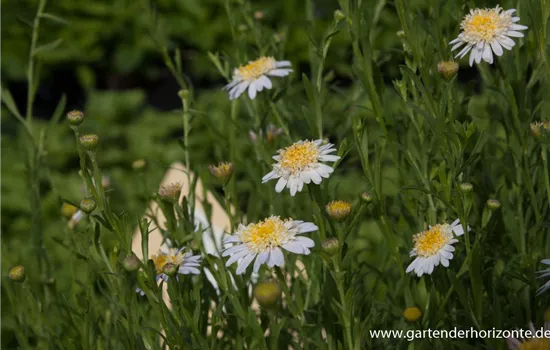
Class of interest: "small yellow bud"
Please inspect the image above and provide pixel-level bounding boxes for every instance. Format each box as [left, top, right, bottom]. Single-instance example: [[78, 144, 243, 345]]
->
[[437, 61, 459, 82], [132, 159, 147, 171], [403, 307, 422, 322], [80, 198, 97, 214], [8, 265, 26, 283], [209, 162, 233, 183], [487, 199, 501, 211], [67, 110, 84, 126], [322, 238, 339, 256], [158, 182, 182, 202], [459, 182, 473, 193], [334, 9, 345, 22], [326, 200, 352, 221], [253, 280, 281, 308], [79, 134, 99, 152]]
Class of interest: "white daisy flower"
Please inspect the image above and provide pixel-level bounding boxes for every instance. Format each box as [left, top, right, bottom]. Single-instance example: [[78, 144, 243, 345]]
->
[[222, 216, 317, 275], [262, 139, 340, 196], [536, 259, 550, 295], [151, 247, 201, 282], [450, 6, 528, 66], [223, 56, 292, 100], [406, 219, 469, 277]]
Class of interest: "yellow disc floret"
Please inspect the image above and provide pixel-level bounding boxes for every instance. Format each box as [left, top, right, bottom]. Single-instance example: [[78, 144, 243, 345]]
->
[[461, 7, 512, 43], [236, 56, 276, 81], [326, 200, 352, 221], [519, 338, 550, 350], [278, 141, 320, 175], [239, 216, 289, 253], [151, 248, 185, 274], [413, 224, 451, 257]]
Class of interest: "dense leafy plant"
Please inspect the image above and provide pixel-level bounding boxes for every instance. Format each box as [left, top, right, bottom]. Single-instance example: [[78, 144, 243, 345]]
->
[[2, 0, 550, 348]]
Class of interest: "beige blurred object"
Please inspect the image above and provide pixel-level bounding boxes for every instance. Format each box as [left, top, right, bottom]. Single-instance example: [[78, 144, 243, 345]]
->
[[131, 162, 232, 309]]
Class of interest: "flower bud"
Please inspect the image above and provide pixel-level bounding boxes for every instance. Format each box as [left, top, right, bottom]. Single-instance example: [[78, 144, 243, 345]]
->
[[360, 192, 373, 203], [79, 134, 99, 152], [487, 199, 501, 211], [162, 263, 178, 277], [158, 182, 182, 202], [209, 162, 233, 183], [326, 200, 352, 221], [8, 265, 26, 283], [178, 89, 189, 100], [459, 182, 473, 194], [403, 307, 422, 322], [253, 280, 281, 308], [266, 124, 283, 144], [437, 61, 459, 82], [80, 198, 97, 214], [132, 159, 147, 171], [333, 9, 345, 22], [122, 255, 141, 272], [322, 238, 340, 256], [67, 110, 84, 126]]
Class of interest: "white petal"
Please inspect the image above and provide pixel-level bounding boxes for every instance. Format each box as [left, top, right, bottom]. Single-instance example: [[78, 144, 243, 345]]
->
[[275, 61, 291, 67], [253, 251, 269, 273], [267, 247, 285, 267], [275, 177, 288, 192], [491, 40, 504, 56], [440, 256, 449, 267], [456, 44, 472, 59], [258, 75, 273, 89], [236, 253, 256, 274], [282, 242, 306, 254], [316, 163, 334, 177], [262, 170, 279, 183], [223, 80, 240, 91], [225, 249, 250, 266], [298, 222, 318, 233], [451, 41, 465, 51], [498, 36, 516, 49], [307, 170, 322, 184], [300, 171, 312, 184], [440, 250, 454, 260], [319, 154, 340, 162], [248, 81, 258, 99], [229, 81, 249, 100], [179, 266, 201, 275], [223, 235, 240, 244], [541, 259, 550, 265], [222, 244, 248, 256], [406, 257, 420, 273], [443, 244, 455, 252], [267, 69, 292, 77], [506, 30, 525, 38], [511, 24, 528, 30], [294, 236, 315, 248]]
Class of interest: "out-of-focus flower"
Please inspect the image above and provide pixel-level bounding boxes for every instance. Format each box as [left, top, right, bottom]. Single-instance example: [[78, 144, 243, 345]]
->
[[531, 121, 550, 137], [222, 216, 317, 274], [536, 259, 550, 295], [132, 159, 147, 170], [507, 321, 549, 349], [254, 280, 281, 308], [406, 219, 469, 277], [254, 11, 264, 20], [326, 200, 352, 221], [61, 203, 78, 219], [158, 182, 182, 202], [250, 124, 283, 144], [151, 247, 201, 283], [209, 162, 233, 183], [223, 57, 292, 100], [68, 210, 84, 230], [437, 61, 459, 81], [403, 307, 422, 322], [8, 265, 26, 283], [262, 139, 340, 196], [450, 6, 528, 66]]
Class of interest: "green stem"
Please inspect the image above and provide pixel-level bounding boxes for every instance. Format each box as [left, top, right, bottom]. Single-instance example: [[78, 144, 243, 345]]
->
[[26, 0, 47, 123], [332, 256, 354, 349], [542, 146, 550, 207]]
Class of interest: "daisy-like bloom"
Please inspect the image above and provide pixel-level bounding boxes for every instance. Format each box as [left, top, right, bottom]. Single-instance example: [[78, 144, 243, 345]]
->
[[507, 318, 550, 350], [222, 216, 317, 275], [151, 247, 201, 282], [223, 56, 292, 100], [262, 139, 340, 196], [450, 6, 528, 66], [406, 219, 469, 277], [536, 259, 550, 295]]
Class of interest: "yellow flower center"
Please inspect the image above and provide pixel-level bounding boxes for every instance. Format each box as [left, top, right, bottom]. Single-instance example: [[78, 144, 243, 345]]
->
[[519, 338, 550, 350], [151, 249, 185, 274], [326, 200, 352, 220], [279, 141, 320, 175], [239, 217, 289, 253], [413, 225, 451, 257], [462, 8, 512, 42], [237, 56, 276, 81]]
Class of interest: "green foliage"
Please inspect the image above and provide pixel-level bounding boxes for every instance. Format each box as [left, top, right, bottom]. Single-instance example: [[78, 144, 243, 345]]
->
[[2, 0, 550, 349]]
